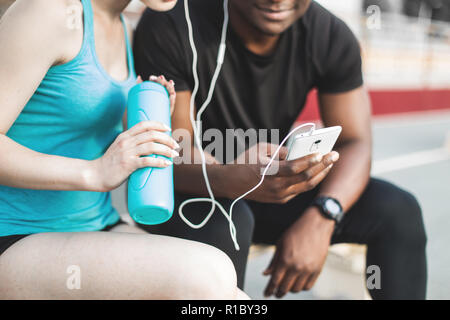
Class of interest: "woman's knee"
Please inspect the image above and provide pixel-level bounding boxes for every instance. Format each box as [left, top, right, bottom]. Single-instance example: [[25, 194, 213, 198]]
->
[[99, 235, 239, 300], [202, 248, 239, 299], [0, 233, 240, 300], [175, 244, 239, 300]]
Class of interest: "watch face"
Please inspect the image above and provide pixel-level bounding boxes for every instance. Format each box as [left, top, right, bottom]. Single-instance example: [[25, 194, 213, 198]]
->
[[325, 199, 341, 216]]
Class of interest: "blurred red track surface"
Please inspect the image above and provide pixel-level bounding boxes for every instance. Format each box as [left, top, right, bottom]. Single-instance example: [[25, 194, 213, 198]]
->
[[298, 88, 450, 121]]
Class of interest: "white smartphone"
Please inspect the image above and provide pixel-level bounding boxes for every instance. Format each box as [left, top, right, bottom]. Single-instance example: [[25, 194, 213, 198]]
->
[[286, 126, 342, 161]]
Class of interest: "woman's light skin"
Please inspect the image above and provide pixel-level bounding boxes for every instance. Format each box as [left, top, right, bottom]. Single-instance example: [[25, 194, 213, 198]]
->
[[94, 0, 177, 18], [140, 0, 178, 12], [0, 0, 250, 300]]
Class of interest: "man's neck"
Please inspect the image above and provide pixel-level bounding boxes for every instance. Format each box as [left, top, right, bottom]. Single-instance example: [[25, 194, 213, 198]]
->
[[229, 4, 280, 56], [92, 0, 131, 20]]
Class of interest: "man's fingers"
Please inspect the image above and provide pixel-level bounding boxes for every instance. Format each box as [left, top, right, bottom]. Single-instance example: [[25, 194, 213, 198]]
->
[[284, 151, 338, 185], [263, 250, 280, 276], [255, 145, 288, 166], [277, 153, 322, 176], [304, 163, 334, 188], [269, 155, 336, 201], [304, 152, 338, 179], [303, 272, 320, 291], [323, 151, 339, 166], [275, 270, 298, 298], [291, 272, 309, 293], [263, 144, 288, 159], [277, 151, 339, 177], [281, 164, 334, 200], [264, 266, 287, 297], [277, 146, 289, 160]]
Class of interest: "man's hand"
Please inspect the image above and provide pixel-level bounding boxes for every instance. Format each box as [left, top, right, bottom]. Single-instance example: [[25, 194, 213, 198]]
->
[[263, 206, 335, 298], [226, 142, 339, 203]]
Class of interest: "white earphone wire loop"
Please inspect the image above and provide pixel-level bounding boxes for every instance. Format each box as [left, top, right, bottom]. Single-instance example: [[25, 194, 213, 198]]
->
[[181, 0, 235, 243]]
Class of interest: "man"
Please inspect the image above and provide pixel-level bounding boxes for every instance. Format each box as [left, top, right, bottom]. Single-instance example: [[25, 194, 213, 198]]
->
[[134, 0, 427, 299]]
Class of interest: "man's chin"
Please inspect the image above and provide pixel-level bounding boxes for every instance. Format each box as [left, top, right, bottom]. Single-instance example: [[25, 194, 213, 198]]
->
[[256, 23, 291, 37]]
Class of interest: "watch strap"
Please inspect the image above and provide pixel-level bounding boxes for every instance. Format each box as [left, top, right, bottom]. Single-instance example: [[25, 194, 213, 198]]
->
[[312, 196, 344, 224]]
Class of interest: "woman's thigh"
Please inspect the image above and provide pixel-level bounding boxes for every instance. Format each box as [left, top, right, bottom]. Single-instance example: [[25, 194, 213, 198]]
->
[[0, 230, 238, 300], [109, 221, 148, 234]]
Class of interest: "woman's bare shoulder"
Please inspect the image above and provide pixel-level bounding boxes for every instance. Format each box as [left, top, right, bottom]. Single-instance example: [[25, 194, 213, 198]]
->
[[0, 0, 84, 65], [3, 0, 82, 23]]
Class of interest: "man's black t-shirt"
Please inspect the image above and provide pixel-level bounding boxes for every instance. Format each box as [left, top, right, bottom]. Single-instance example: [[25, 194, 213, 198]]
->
[[134, 0, 363, 161]]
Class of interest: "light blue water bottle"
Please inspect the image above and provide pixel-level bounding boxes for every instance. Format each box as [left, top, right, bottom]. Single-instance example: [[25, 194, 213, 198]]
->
[[127, 81, 174, 225]]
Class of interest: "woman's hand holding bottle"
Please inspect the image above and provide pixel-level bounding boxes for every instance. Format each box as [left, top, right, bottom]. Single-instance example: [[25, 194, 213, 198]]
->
[[91, 75, 178, 192]]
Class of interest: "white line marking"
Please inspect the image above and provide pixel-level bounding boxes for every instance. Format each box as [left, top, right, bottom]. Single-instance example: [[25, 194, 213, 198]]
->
[[372, 110, 450, 129], [373, 131, 450, 175], [372, 147, 450, 175]]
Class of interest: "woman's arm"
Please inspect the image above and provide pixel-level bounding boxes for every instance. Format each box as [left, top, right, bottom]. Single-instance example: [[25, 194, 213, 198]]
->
[[0, 0, 101, 191], [0, 134, 102, 191], [1, 0, 178, 193]]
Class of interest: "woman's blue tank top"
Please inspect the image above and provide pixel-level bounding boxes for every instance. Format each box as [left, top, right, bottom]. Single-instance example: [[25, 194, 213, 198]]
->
[[0, 0, 137, 236]]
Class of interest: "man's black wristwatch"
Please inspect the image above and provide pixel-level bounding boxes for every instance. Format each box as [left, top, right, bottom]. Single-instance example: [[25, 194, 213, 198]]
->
[[311, 196, 344, 224]]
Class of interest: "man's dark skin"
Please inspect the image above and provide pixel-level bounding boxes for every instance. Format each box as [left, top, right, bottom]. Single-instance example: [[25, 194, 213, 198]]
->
[[172, 0, 372, 298]]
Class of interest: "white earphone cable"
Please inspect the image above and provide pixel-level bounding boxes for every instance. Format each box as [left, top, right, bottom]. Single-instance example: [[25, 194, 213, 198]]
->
[[180, 0, 230, 234]]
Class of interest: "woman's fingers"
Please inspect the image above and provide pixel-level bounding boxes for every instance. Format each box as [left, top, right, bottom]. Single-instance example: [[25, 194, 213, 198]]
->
[[135, 142, 179, 159], [168, 80, 176, 115], [149, 75, 176, 114], [149, 75, 160, 83], [126, 120, 171, 137], [133, 130, 179, 150], [137, 156, 173, 169], [149, 75, 171, 91]]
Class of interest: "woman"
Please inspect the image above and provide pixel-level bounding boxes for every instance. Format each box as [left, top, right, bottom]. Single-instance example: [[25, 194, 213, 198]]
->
[[0, 0, 247, 299]]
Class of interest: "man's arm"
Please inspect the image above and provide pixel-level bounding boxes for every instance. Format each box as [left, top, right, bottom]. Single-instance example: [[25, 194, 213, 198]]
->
[[263, 86, 372, 297], [317, 85, 372, 212], [172, 91, 339, 202], [172, 91, 225, 196]]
